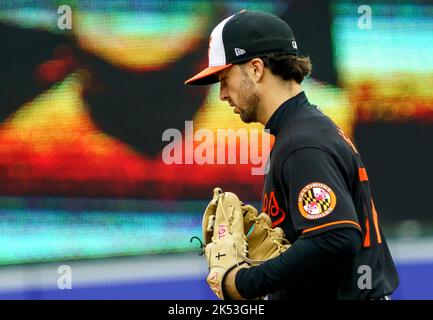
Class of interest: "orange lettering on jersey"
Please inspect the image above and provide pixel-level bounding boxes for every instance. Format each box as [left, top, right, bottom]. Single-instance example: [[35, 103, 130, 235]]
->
[[338, 128, 359, 154], [371, 200, 382, 244], [359, 168, 369, 182], [262, 191, 286, 228], [363, 217, 371, 248], [363, 200, 382, 247], [268, 192, 279, 217]]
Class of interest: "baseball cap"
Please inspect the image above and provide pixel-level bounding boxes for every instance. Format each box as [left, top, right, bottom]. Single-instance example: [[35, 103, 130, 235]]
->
[[185, 10, 298, 85]]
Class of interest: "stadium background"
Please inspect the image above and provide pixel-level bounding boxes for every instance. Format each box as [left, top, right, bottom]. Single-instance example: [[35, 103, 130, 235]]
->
[[0, 0, 432, 299]]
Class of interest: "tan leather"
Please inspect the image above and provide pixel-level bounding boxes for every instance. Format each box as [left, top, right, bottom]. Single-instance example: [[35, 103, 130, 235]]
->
[[202, 187, 291, 299], [203, 188, 248, 299], [245, 212, 291, 264]]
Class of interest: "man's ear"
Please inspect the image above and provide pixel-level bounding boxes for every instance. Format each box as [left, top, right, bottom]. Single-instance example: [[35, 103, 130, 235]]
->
[[249, 58, 265, 82]]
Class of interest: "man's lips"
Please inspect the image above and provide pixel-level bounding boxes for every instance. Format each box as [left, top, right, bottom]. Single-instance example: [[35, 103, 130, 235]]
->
[[227, 101, 240, 114], [229, 103, 240, 113]]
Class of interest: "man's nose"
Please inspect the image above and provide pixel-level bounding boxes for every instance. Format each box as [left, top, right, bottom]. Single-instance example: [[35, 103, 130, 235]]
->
[[219, 83, 228, 102]]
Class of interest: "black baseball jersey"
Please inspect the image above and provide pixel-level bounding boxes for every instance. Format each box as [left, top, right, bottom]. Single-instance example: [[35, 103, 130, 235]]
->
[[238, 91, 398, 299]]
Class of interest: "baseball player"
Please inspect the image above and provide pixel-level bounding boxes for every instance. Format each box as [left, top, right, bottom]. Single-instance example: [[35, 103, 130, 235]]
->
[[185, 10, 399, 300]]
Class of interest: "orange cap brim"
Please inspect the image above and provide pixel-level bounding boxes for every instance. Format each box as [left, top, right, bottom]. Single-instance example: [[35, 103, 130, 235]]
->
[[185, 64, 232, 85]]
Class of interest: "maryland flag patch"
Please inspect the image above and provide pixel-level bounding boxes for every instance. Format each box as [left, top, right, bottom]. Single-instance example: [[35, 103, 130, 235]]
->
[[298, 182, 336, 220]]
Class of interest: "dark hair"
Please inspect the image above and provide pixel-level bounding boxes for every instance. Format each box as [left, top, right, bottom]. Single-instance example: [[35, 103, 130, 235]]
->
[[259, 53, 312, 84]]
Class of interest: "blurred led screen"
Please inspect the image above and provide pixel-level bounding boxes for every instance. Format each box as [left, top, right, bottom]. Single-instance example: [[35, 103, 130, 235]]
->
[[0, 0, 431, 265], [332, 1, 433, 122]]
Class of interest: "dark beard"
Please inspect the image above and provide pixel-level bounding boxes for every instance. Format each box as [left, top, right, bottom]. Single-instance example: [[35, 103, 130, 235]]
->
[[239, 71, 260, 123], [239, 102, 258, 123]]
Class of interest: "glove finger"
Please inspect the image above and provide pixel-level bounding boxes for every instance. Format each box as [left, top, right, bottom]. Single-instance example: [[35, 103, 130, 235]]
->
[[202, 187, 222, 244], [249, 224, 279, 260], [270, 226, 285, 239], [249, 227, 290, 261], [264, 227, 291, 259], [205, 235, 245, 300], [214, 191, 245, 240], [242, 204, 258, 235], [247, 212, 272, 251]]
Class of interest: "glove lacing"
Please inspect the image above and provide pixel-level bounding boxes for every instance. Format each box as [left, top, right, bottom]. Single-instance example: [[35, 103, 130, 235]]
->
[[241, 216, 291, 265], [217, 192, 249, 267]]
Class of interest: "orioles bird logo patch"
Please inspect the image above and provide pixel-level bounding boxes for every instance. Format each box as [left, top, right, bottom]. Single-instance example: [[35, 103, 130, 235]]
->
[[298, 182, 336, 220]]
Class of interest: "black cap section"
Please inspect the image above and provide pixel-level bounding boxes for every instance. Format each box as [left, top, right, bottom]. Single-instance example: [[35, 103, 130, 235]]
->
[[185, 10, 298, 85], [222, 11, 298, 65]]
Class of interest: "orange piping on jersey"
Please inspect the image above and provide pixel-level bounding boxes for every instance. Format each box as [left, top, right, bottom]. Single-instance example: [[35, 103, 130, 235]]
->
[[371, 200, 382, 244], [302, 220, 361, 235], [359, 168, 369, 182], [363, 218, 371, 247]]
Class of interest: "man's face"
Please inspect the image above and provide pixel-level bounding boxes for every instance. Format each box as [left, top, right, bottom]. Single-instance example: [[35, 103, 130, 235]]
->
[[218, 64, 260, 123]]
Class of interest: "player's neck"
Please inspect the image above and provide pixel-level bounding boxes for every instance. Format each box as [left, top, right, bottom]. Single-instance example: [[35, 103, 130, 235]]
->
[[258, 80, 303, 126]]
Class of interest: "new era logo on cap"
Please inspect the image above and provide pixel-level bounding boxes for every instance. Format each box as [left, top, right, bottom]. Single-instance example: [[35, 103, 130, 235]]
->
[[234, 48, 246, 56], [185, 10, 299, 85]]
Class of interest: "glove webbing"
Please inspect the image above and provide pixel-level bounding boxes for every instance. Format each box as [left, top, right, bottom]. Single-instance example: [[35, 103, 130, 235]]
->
[[242, 216, 291, 265]]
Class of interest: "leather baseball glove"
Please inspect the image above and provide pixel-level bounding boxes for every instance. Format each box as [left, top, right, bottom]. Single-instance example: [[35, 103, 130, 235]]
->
[[202, 187, 290, 299]]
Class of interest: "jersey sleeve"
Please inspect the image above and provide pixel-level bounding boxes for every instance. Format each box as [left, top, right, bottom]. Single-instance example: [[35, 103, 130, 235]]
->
[[281, 147, 362, 238]]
